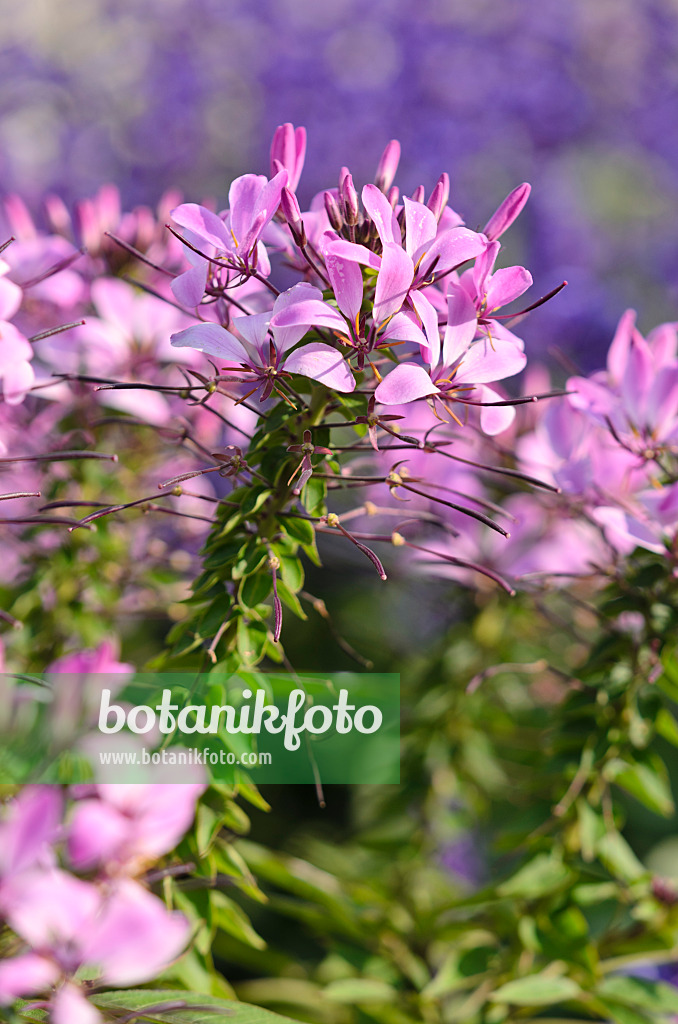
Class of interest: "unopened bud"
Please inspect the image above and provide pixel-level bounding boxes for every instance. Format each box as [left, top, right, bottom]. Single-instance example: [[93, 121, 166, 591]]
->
[[410, 185, 425, 203], [340, 173, 360, 226], [364, 501, 378, 516], [326, 512, 340, 527], [391, 531, 406, 547], [386, 185, 399, 209], [280, 187, 307, 246], [268, 554, 281, 571], [324, 191, 343, 232], [374, 139, 401, 192], [483, 182, 531, 241], [427, 173, 449, 222]]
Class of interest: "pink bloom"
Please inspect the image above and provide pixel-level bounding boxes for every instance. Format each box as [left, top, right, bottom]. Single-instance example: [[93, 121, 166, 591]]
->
[[172, 283, 355, 395]]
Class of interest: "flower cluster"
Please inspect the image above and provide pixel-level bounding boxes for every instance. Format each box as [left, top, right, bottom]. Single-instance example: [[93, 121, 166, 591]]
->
[[169, 127, 535, 434], [0, 782, 203, 1024]]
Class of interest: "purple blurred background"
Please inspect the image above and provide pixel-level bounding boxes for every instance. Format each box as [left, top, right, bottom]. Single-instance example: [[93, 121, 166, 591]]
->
[[1, 0, 677, 365]]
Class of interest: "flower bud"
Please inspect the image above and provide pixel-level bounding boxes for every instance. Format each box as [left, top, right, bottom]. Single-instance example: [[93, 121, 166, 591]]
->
[[280, 187, 307, 246], [386, 186, 399, 209], [483, 182, 531, 241], [410, 185, 425, 203], [324, 190, 344, 232], [374, 139, 401, 192], [340, 173, 360, 226], [426, 173, 449, 222], [270, 123, 307, 192]]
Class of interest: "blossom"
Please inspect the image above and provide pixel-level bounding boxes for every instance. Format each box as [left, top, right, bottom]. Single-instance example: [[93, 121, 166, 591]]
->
[[0, 869, 189, 1021], [171, 282, 356, 396], [374, 285, 526, 434], [270, 122, 307, 191], [171, 168, 288, 272]]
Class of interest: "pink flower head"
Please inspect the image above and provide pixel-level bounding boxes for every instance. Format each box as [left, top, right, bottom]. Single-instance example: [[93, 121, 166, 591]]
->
[[172, 282, 355, 396], [375, 285, 526, 434], [171, 168, 288, 272], [0, 869, 189, 1015]]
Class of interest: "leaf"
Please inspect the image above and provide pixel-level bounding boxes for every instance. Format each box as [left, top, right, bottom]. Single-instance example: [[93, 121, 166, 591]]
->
[[281, 516, 315, 547], [497, 853, 573, 899], [605, 757, 674, 817], [275, 579, 307, 620], [596, 831, 647, 883], [323, 979, 397, 1004], [597, 976, 678, 1014], [491, 975, 581, 1007], [239, 572, 273, 609], [92, 989, 301, 1024], [278, 554, 304, 593], [597, 997, 656, 1024], [656, 707, 678, 748], [211, 891, 267, 950]]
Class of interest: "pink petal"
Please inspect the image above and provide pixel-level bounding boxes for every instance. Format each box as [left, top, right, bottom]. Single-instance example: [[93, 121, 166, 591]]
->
[[271, 283, 325, 351], [67, 800, 131, 871], [453, 338, 526, 385], [171, 204, 231, 252], [0, 954, 58, 1003], [171, 264, 208, 307], [0, 276, 22, 320], [84, 880, 189, 986], [622, 334, 653, 422], [417, 227, 487, 279], [410, 291, 441, 366], [403, 198, 437, 258], [5, 868, 101, 948], [2, 357, 34, 405], [375, 363, 439, 405], [484, 266, 532, 312], [378, 310, 427, 347], [92, 784, 204, 862], [325, 250, 363, 323], [362, 183, 399, 245], [0, 786, 62, 878], [284, 342, 355, 392], [374, 244, 413, 324], [271, 298, 347, 334], [472, 239, 500, 298], [170, 323, 245, 363], [238, 170, 288, 255], [442, 285, 478, 367], [475, 385, 517, 435], [321, 236, 381, 271], [52, 985, 102, 1024], [606, 308, 637, 383]]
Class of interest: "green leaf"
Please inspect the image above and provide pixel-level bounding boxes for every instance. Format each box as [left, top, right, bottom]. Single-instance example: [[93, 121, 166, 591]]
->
[[605, 758, 674, 817], [211, 890, 267, 950], [497, 853, 573, 899], [281, 516, 315, 547], [656, 707, 678, 747], [301, 475, 326, 516], [239, 572, 273, 609], [323, 979, 397, 1004], [597, 997, 656, 1024], [92, 989, 301, 1024], [596, 831, 647, 882], [597, 976, 678, 1014], [232, 543, 269, 582], [275, 579, 307, 620], [491, 975, 581, 1007]]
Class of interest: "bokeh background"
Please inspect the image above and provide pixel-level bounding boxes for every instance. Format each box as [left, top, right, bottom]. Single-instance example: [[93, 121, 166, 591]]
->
[[1, 0, 678, 368]]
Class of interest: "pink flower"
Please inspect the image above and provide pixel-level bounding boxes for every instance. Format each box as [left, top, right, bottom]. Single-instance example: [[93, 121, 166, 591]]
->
[[171, 282, 356, 396], [270, 122, 307, 192]]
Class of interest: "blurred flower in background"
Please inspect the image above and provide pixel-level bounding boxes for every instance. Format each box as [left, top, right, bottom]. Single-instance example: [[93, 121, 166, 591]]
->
[[0, 0, 677, 367]]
